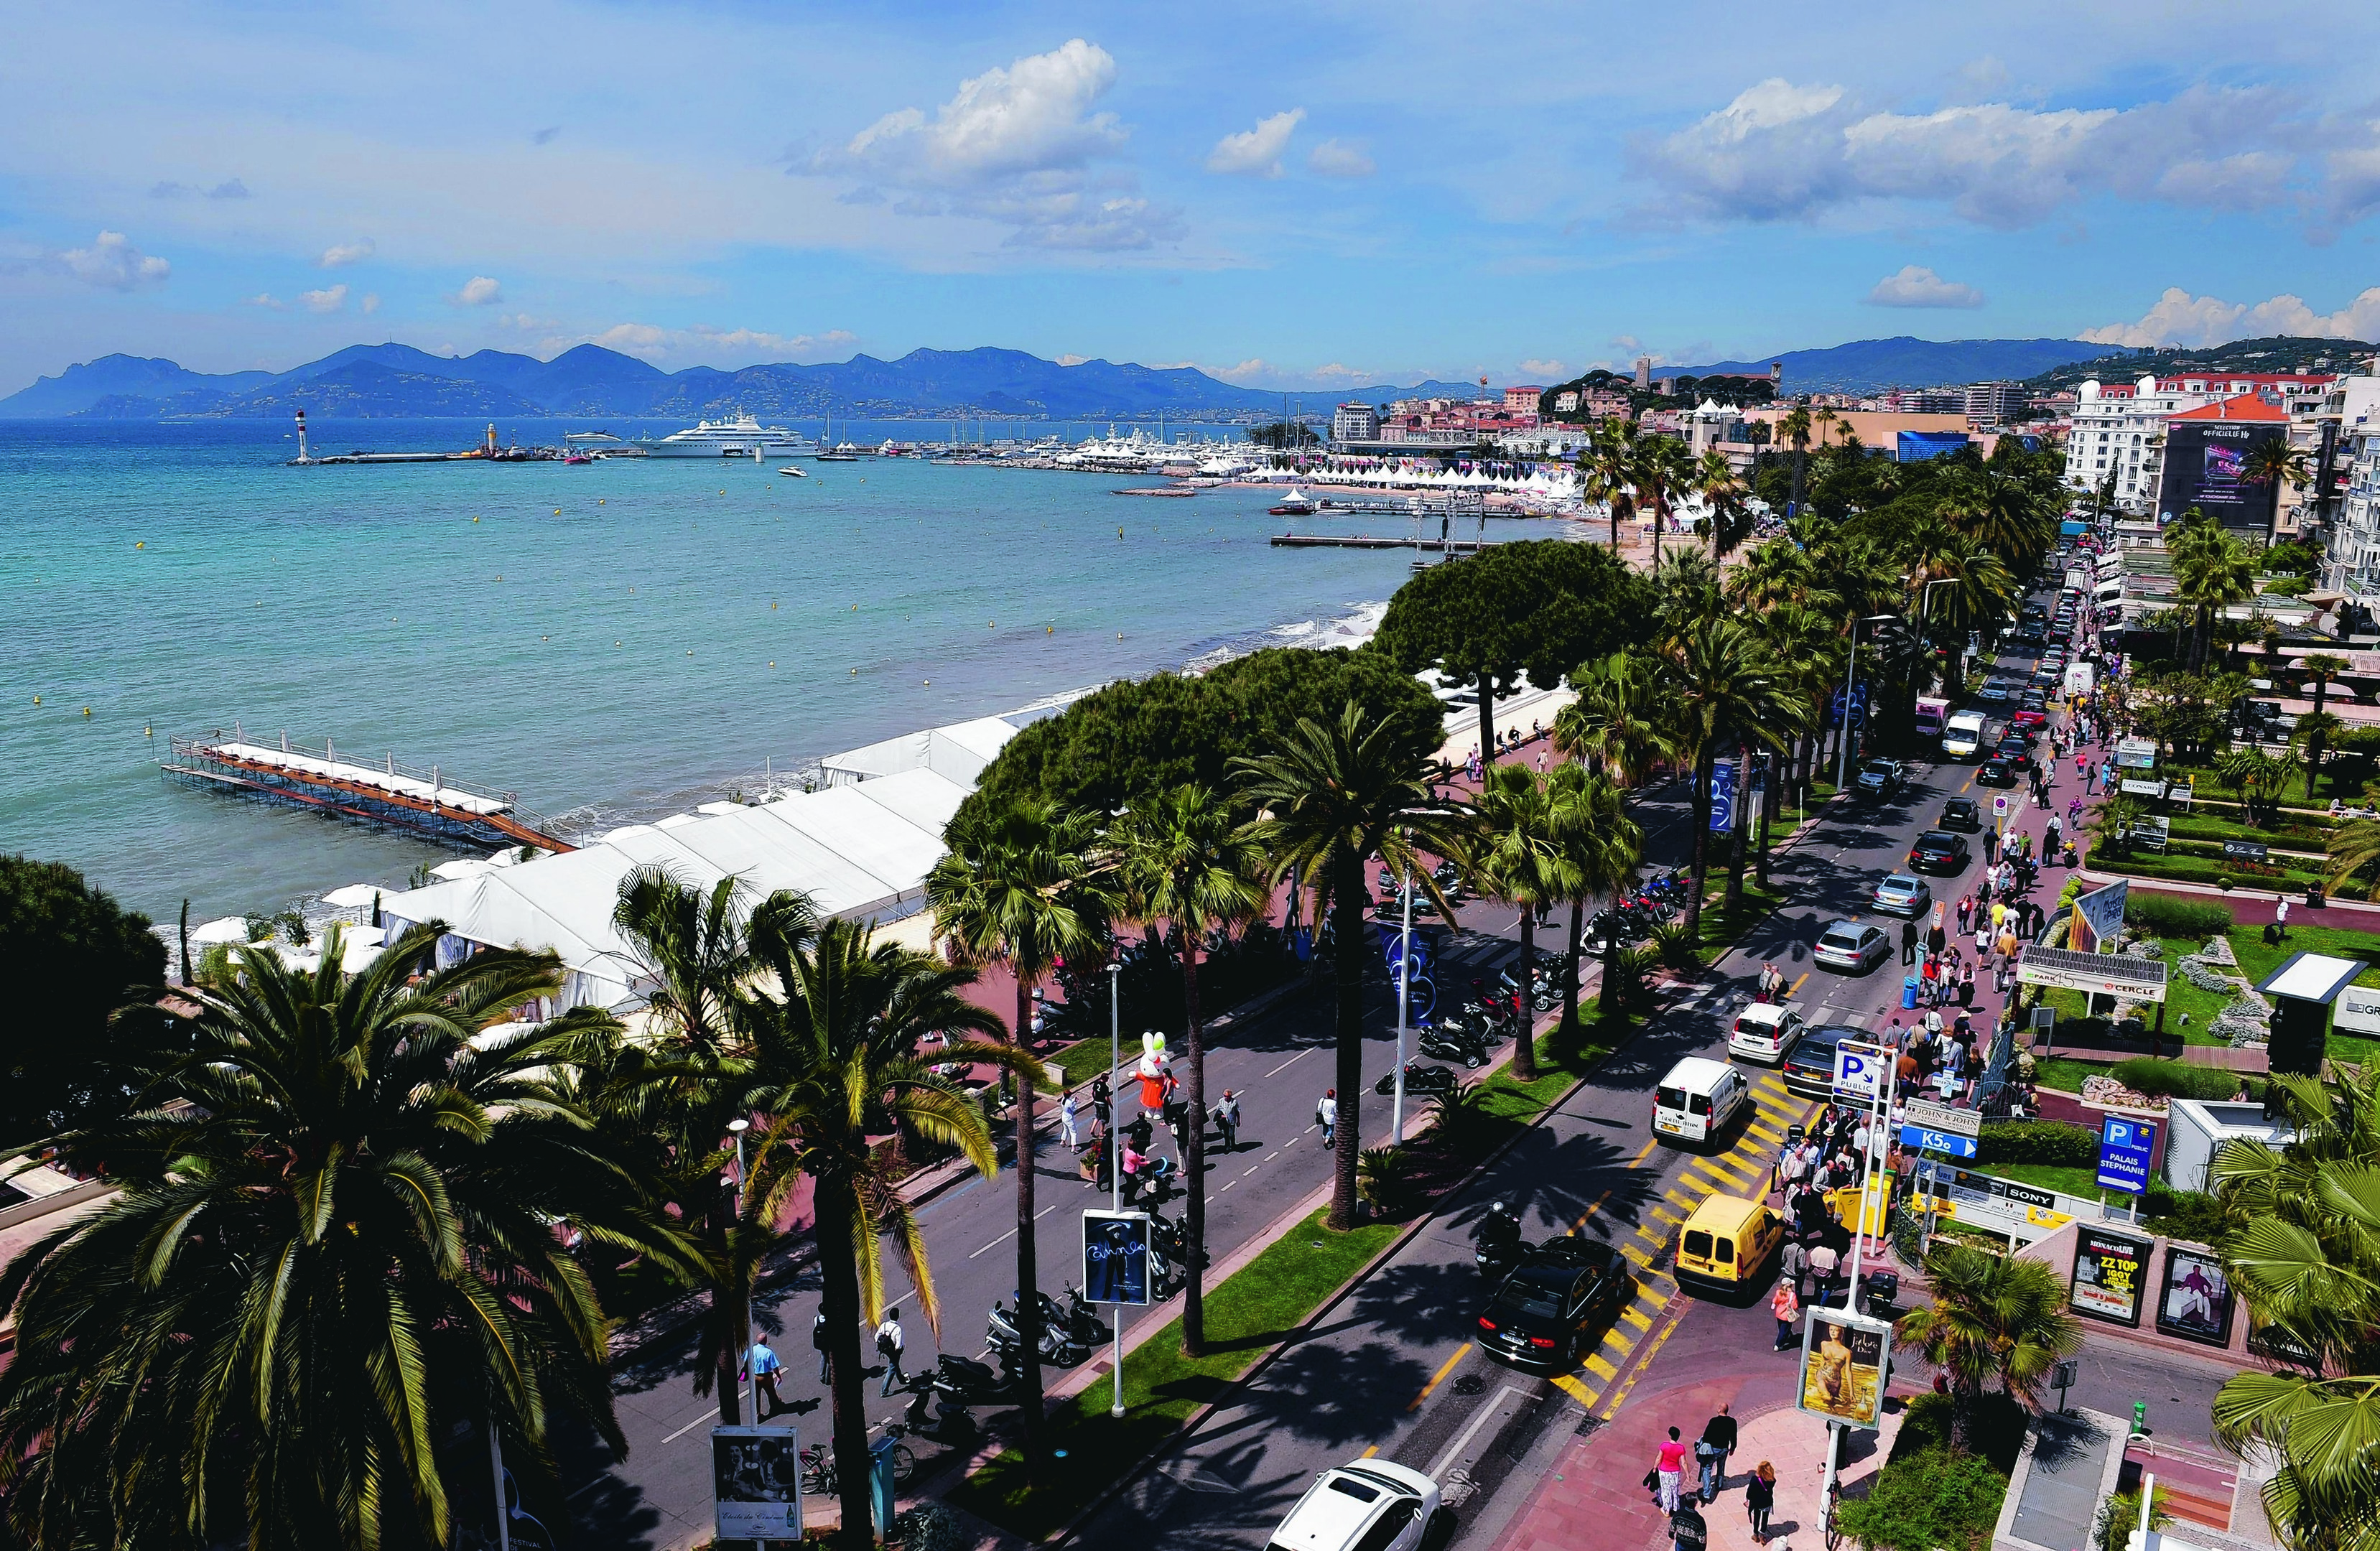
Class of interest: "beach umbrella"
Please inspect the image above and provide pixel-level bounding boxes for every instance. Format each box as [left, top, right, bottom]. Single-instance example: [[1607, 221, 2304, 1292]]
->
[[189, 916, 252, 946], [338, 927, 386, 972], [322, 882, 382, 909], [430, 857, 494, 881]]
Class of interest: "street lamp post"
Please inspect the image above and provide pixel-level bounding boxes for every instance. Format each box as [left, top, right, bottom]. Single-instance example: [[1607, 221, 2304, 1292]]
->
[[1833, 615, 1900, 798], [1107, 961, 1125, 1420], [726, 1117, 751, 1425], [1393, 859, 1413, 1140]]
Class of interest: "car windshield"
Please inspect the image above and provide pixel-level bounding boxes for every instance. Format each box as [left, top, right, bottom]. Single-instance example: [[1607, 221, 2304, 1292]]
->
[[1862, 761, 1892, 774], [1918, 833, 1953, 848], [1326, 1476, 1382, 1505]]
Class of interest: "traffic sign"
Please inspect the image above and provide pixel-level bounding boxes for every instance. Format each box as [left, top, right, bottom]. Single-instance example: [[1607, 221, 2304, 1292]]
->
[[2096, 1115, 2158, 1195], [1902, 1098, 1980, 1138], [1900, 1124, 1979, 1160], [1833, 1042, 1887, 1099]]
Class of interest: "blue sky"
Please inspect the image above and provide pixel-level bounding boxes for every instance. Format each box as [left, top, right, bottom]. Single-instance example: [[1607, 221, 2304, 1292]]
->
[[5, 1, 2380, 395]]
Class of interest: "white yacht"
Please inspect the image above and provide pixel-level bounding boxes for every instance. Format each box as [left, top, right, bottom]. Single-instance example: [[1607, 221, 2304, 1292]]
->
[[636, 414, 812, 459]]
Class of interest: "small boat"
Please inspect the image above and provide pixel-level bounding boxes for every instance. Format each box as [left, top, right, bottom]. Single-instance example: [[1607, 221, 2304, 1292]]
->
[[563, 452, 592, 465], [777, 465, 808, 478], [1268, 488, 1318, 516]]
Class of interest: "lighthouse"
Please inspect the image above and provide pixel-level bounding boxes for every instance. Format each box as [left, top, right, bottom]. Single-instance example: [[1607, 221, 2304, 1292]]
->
[[294, 407, 310, 464]]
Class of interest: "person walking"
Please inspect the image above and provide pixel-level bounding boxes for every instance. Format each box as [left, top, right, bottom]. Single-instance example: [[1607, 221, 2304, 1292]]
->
[[1091, 1073, 1112, 1136], [1118, 1138, 1147, 1207], [1653, 1426, 1689, 1513], [2276, 896, 2291, 940], [1060, 1090, 1082, 1150], [1770, 1275, 1800, 1350], [1317, 1089, 1338, 1147], [1214, 1089, 1241, 1152], [1698, 1405, 1737, 1503], [1780, 1233, 1808, 1298], [875, 1308, 907, 1396], [1900, 917, 1919, 966], [745, 1333, 787, 1419], [812, 1308, 832, 1381], [1746, 1462, 1777, 1544]]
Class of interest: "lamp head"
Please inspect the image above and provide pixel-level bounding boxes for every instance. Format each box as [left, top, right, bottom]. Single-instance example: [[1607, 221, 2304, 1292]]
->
[[726, 1118, 750, 1135]]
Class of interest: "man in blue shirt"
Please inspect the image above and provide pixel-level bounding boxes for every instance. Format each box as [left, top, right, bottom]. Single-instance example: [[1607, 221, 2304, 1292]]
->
[[745, 1335, 786, 1420]]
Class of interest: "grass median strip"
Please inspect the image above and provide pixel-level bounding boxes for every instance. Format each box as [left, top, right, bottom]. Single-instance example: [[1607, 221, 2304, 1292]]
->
[[946, 1206, 1400, 1540]]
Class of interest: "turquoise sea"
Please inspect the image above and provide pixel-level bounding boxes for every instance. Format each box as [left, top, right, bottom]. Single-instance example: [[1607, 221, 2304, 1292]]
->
[[0, 417, 1462, 922]]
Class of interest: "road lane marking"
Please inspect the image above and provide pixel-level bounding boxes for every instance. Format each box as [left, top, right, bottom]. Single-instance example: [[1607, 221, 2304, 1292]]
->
[[661, 1405, 721, 1444], [967, 1201, 1064, 1259], [1660, 1188, 1697, 1212], [1361, 1445, 1381, 1458], [1601, 1305, 1688, 1421], [1569, 1188, 1615, 1232], [1744, 1121, 1785, 1145], [1619, 1305, 1652, 1331], [1427, 1385, 1528, 1481], [1599, 1326, 1633, 1356], [1788, 972, 1810, 996], [1630, 1139, 1659, 1165], [1551, 1372, 1599, 1407], [1648, 1205, 1682, 1226], [1408, 1343, 1472, 1411], [1219, 1180, 1236, 1192], [1261, 1051, 1310, 1079], [1632, 1224, 1665, 1246], [1582, 1351, 1619, 1382]]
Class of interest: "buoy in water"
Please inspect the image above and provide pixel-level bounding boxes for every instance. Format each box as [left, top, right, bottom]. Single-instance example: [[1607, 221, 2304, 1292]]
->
[[136, 541, 144, 549], [82, 707, 90, 717], [554, 508, 562, 515], [32, 695, 39, 705], [768, 660, 775, 668], [145, 725, 152, 736]]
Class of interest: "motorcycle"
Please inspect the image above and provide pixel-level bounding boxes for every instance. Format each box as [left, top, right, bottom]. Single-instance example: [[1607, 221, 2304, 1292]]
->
[[1499, 967, 1557, 1015], [1374, 1061, 1458, 1097], [1052, 1283, 1110, 1349], [987, 1292, 1089, 1367], [901, 1383, 980, 1446], [921, 1350, 1019, 1407], [1472, 1200, 1524, 1281], [1417, 1021, 1488, 1068]]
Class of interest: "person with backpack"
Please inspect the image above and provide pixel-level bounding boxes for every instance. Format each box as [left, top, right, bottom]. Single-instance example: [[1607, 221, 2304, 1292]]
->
[[875, 1308, 906, 1396], [812, 1308, 831, 1380]]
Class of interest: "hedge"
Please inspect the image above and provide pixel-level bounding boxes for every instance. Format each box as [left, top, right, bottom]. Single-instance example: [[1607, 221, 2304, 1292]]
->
[[2108, 1057, 2259, 1103], [1978, 1119, 2098, 1168], [2121, 893, 2235, 939]]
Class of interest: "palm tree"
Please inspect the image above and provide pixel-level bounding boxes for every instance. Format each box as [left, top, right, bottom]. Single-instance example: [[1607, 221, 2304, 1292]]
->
[[2242, 438, 2314, 549], [0, 924, 702, 1551], [1894, 1243, 2081, 1455], [613, 867, 818, 1424], [1663, 619, 1804, 936], [738, 917, 1015, 1550], [2172, 520, 2257, 672], [1235, 702, 1472, 1229], [1632, 433, 1697, 569], [1577, 416, 1642, 553], [1472, 763, 1560, 1082], [1545, 763, 1644, 1033], [2211, 1066, 2380, 1547], [1777, 404, 1813, 518], [927, 797, 1110, 1477], [2300, 653, 2351, 796], [2329, 817, 2380, 895], [1110, 783, 1268, 1356], [1694, 448, 1753, 559], [1942, 465, 2057, 568], [1749, 602, 1839, 883]]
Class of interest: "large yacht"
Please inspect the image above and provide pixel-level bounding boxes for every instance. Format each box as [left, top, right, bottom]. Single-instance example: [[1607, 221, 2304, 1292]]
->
[[636, 414, 812, 459]]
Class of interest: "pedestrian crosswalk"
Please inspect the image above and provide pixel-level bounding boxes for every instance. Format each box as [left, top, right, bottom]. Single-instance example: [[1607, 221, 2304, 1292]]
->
[[1548, 1071, 1812, 1417]]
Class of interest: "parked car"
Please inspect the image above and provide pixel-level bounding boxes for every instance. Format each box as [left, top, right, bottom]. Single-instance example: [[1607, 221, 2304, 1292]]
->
[[1871, 873, 1933, 917], [1939, 796, 1983, 832], [2009, 707, 2048, 732], [1268, 1461, 1444, 1551], [1726, 1002, 1805, 1064], [1475, 1240, 1632, 1373], [1907, 830, 1972, 874], [1855, 758, 1906, 797], [1812, 920, 1891, 974], [1782, 1024, 1864, 1099]]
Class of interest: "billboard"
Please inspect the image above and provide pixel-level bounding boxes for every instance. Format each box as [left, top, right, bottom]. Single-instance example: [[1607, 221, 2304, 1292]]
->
[[2158, 419, 2284, 532], [2157, 1245, 2236, 1346], [1376, 921, 1438, 1027], [1083, 1210, 1152, 1305], [1896, 430, 1973, 462], [2068, 879, 2127, 956], [2070, 1227, 2150, 1325], [712, 1427, 803, 1542], [1798, 1308, 1892, 1427]]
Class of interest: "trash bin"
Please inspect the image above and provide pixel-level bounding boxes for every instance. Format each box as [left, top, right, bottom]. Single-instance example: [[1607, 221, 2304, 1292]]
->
[[1902, 977, 1919, 1010]]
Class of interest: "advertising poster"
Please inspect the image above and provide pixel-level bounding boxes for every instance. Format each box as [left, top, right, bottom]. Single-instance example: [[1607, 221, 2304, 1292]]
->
[[2156, 1247, 2236, 1346], [2068, 879, 2128, 956], [2157, 421, 2282, 528], [1082, 1209, 1151, 1305], [1798, 1308, 1891, 1428], [1376, 921, 1438, 1027], [2070, 1228, 2150, 1325], [712, 1427, 802, 1542]]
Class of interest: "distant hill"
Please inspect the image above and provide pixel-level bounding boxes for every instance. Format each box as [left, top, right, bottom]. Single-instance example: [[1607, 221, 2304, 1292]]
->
[[2018, 335, 2379, 393], [1, 354, 274, 418], [1678, 337, 2116, 395]]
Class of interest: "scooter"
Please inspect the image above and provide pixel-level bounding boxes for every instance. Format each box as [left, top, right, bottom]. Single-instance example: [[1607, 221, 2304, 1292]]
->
[[987, 1294, 1089, 1367], [1472, 1200, 1524, 1281], [1374, 1061, 1459, 1097], [1051, 1283, 1110, 1349], [901, 1382, 980, 1446], [917, 1350, 1017, 1408], [1417, 1021, 1488, 1068]]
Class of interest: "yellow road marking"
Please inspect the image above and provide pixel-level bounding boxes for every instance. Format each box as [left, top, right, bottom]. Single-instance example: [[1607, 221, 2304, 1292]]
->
[[1629, 1139, 1659, 1165], [1661, 1188, 1698, 1212], [1599, 1326, 1634, 1356], [1788, 972, 1810, 996], [1551, 1371, 1599, 1407], [1619, 1304, 1652, 1331], [1583, 1351, 1619, 1382], [1361, 1444, 1380, 1458], [1744, 1120, 1785, 1145], [1633, 1222, 1666, 1246], [1649, 1205, 1682, 1226], [1569, 1187, 1614, 1232], [1602, 1303, 1689, 1420], [1407, 1343, 1471, 1412], [1691, 1162, 1759, 1195]]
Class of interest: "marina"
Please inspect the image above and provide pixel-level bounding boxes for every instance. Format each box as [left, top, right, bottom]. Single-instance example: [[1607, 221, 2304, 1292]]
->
[[1268, 533, 1497, 551], [161, 731, 576, 853]]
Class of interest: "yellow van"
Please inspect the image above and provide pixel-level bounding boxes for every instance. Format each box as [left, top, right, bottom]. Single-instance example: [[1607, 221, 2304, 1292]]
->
[[1674, 1193, 1785, 1290]]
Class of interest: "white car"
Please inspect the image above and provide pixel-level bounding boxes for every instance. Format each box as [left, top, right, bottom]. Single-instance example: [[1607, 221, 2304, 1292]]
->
[[1652, 1055, 1753, 1146], [1726, 1002, 1805, 1064], [1268, 1459, 1443, 1551]]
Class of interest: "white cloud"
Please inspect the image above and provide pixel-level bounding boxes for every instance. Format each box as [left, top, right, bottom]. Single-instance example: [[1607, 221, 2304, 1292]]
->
[[54, 230, 170, 290], [1308, 139, 1376, 179], [803, 39, 1180, 251], [243, 292, 283, 309], [1056, 353, 1089, 365], [299, 284, 348, 313], [1517, 358, 1566, 377], [552, 322, 861, 367], [149, 177, 248, 200], [1207, 109, 1304, 177], [360, 292, 381, 315], [2081, 286, 2380, 349], [1864, 265, 1986, 309], [1632, 78, 2319, 230], [319, 238, 376, 268], [452, 275, 502, 306]]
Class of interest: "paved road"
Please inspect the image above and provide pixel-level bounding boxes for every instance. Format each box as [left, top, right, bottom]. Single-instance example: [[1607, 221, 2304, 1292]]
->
[[1073, 628, 2081, 1550]]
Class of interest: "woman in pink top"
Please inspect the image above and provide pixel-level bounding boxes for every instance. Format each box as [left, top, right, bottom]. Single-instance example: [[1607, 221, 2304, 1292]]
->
[[1655, 1427, 1689, 1512]]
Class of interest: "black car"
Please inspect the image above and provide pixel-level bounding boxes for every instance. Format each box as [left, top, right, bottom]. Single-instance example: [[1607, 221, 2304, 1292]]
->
[[1475, 1239, 1632, 1373], [1994, 735, 2032, 765], [1907, 829, 1971, 875], [1977, 758, 2017, 787], [1782, 1025, 1863, 1100], [1939, 796, 1983, 833]]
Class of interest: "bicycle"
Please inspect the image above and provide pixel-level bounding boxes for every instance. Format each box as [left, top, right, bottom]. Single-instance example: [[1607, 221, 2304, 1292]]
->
[[1823, 1478, 1844, 1551], [800, 1439, 916, 1497]]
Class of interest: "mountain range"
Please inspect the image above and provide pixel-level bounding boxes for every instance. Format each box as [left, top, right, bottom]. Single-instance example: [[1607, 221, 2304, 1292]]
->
[[3, 335, 2146, 421]]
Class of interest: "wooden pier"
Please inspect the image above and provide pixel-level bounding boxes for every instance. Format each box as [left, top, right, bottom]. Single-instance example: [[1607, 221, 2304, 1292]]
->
[[164, 731, 574, 852], [1268, 534, 1495, 551]]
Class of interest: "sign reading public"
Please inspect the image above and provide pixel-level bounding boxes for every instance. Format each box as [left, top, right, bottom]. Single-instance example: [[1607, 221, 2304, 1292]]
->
[[2096, 1114, 2157, 1195], [1082, 1210, 1152, 1305], [712, 1427, 802, 1542], [2070, 1227, 2149, 1325], [1832, 1042, 1887, 1100]]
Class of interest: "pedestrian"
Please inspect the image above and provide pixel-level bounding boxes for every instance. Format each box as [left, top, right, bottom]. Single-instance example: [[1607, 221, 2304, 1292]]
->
[[1696, 1405, 1736, 1502], [1770, 1275, 1800, 1350], [1780, 1234, 1808, 1296], [1956, 893, 1973, 936], [1317, 1089, 1338, 1146], [1215, 1089, 1241, 1152], [1119, 1139, 1147, 1206], [744, 1333, 788, 1419], [1091, 1073, 1112, 1135], [1654, 1426, 1689, 1513], [1747, 1462, 1777, 1544], [875, 1308, 906, 1395], [1958, 961, 1975, 1007], [1900, 917, 1919, 966], [1808, 1242, 1840, 1305], [1670, 1499, 1709, 1551], [812, 1308, 832, 1380], [2277, 897, 2290, 939], [1061, 1090, 1081, 1150], [1923, 1006, 1943, 1040]]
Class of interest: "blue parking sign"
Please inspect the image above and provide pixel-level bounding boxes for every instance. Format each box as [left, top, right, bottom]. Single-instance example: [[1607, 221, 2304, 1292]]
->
[[2096, 1116, 2157, 1195]]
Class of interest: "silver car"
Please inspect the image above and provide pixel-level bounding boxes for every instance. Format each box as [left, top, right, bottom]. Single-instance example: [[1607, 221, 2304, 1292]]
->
[[1813, 921, 1891, 974], [1870, 874, 1932, 918]]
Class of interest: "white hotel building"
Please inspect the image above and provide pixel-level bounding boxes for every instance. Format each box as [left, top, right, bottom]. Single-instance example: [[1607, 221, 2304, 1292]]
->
[[2062, 375, 2206, 514]]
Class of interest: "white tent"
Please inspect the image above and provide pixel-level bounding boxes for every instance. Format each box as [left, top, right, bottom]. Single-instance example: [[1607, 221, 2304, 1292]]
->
[[322, 883, 384, 909], [189, 916, 252, 946]]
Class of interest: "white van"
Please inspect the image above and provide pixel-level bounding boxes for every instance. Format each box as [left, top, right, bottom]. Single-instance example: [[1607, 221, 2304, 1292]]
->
[[1652, 1056, 1752, 1146], [1942, 709, 1989, 761]]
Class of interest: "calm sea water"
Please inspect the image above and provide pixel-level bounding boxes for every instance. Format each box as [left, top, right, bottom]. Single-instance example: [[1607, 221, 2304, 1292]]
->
[[0, 416, 1460, 922]]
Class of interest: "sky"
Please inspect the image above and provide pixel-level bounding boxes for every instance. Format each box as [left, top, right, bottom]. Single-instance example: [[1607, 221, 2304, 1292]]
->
[[5, 1, 2380, 396]]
